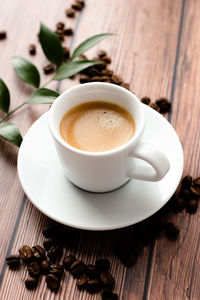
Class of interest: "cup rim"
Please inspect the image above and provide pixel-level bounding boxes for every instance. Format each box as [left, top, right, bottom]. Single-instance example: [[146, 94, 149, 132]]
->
[[48, 82, 145, 157]]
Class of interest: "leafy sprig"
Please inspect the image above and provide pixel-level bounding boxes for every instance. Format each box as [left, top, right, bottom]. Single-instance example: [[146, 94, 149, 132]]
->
[[0, 22, 112, 147]]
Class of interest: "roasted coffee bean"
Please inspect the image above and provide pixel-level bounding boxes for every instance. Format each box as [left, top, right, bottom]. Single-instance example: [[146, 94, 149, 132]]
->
[[111, 75, 122, 85], [155, 98, 171, 113], [64, 28, 73, 36], [181, 175, 192, 189], [98, 50, 107, 58], [141, 97, 151, 105], [79, 54, 88, 60], [76, 0, 85, 7], [50, 264, 64, 278], [19, 245, 33, 261], [43, 238, 54, 251], [193, 176, 200, 188], [186, 199, 198, 214], [190, 185, 200, 197], [29, 44, 36, 55], [100, 272, 115, 289], [46, 274, 60, 290], [47, 245, 62, 261], [66, 8, 76, 17], [76, 273, 88, 288], [172, 197, 185, 213], [63, 47, 70, 60], [79, 75, 91, 84], [86, 279, 102, 293], [32, 245, 46, 260], [6, 255, 20, 268], [95, 259, 110, 272], [102, 56, 111, 64], [72, 3, 83, 11], [43, 64, 55, 75], [25, 276, 38, 290], [70, 260, 85, 277], [120, 82, 130, 90], [0, 31, 7, 40], [27, 261, 41, 277], [85, 264, 99, 279], [90, 75, 104, 82], [149, 103, 159, 111], [102, 290, 119, 300], [55, 28, 64, 36], [101, 69, 113, 76], [63, 254, 76, 270], [164, 222, 180, 240], [56, 22, 65, 30], [179, 188, 191, 199], [120, 252, 138, 267], [41, 260, 50, 274]]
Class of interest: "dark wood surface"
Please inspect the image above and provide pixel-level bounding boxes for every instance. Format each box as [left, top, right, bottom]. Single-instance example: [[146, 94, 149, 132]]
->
[[0, 0, 199, 299]]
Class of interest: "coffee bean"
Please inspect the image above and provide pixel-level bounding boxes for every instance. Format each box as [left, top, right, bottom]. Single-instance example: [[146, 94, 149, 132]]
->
[[46, 274, 60, 290], [179, 188, 191, 199], [63, 47, 70, 60], [190, 185, 200, 197], [149, 103, 159, 111], [47, 245, 62, 261], [66, 8, 76, 17], [70, 260, 85, 277], [79, 75, 91, 84], [95, 259, 110, 272], [120, 252, 138, 267], [25, 276, 38, 290], [181, 175, 192, 189], [72, 3, 83, 11], [0, 31, 7, 40], [56, 22, 65, 30], [6, 255, 20, 268], [102, 290, 119, 300], [141, 97, 151, 105], [43, 64, 55, 75], [19, 245, 33, 262], [172, 197, 185, 213], [63, 255, 76, 270], [86, 279, 102, 293], [79, 54, 88, 60], [76, 273, 88, 288], [41, 260, 50, 274], [50, 264, 64, 278], [29, 44, 36, 55], [120, 82, 130, 90], [64, 28, 73, 36], [101, 69, 113, 77], [76, 0, 85, 8], [164, 222, 180, 240], [100, 272, 115, 289], [102, 56, 111, 64], [186, 199, 198, 214], [85, 264, 99, 279], [43, 238, 54, 251], [98, 50, 107, 58], [111, 75, 122, 85], [155, 98, 171, 113], [27, 261, 41, 277], [32, 245, 46, 261], [193, 176, 200, 188]]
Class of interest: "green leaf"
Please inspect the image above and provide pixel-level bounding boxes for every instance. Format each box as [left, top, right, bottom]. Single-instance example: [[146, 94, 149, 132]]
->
[[53, 60, 102, 81], [39, 23, 64, 66], [11, 56, 40, 88], [26, 88, 60, 104], [0, 78, 10, 112], [0, 122, 22, 147], [71, 33, 113, 59]]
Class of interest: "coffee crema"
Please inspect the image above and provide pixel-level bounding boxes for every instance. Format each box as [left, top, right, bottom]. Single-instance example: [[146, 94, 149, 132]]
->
[[60, 101, 135, 152]]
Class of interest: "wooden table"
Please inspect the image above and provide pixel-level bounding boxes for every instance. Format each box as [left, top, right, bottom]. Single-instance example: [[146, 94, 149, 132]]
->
[[0, 0, 200, 299]]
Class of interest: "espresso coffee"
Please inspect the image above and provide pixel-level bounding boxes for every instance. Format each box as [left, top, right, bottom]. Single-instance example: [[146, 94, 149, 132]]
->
[[60, 101, 135, 152]]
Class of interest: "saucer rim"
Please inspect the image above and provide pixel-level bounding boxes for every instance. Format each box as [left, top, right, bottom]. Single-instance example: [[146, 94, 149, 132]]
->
[[17, 106, 184, 231]]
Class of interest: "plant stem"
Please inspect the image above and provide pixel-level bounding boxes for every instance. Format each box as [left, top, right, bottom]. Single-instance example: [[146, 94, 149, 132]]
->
[[0, 102, 27, 123], [41, 78, 53, 88]]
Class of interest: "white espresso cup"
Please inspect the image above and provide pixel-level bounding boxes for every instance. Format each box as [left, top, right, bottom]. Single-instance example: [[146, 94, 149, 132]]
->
[[48, 82, 170, 193]]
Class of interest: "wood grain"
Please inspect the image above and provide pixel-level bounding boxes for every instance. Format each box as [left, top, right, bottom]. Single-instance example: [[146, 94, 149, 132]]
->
[[1, 0, 199, 299]]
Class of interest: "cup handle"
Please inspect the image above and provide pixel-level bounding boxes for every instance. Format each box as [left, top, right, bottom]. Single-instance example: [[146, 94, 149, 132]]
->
[[127, 142, 170, 181]]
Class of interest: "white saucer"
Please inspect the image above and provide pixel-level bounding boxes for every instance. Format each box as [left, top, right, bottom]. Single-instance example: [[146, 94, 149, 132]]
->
[[17, 105, 184, 231]]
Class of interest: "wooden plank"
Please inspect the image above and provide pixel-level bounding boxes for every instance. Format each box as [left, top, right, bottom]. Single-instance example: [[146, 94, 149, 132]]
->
[[148, 0, 200, 299], [0, 0, 77, 273], [0, 0, 183, 299]]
